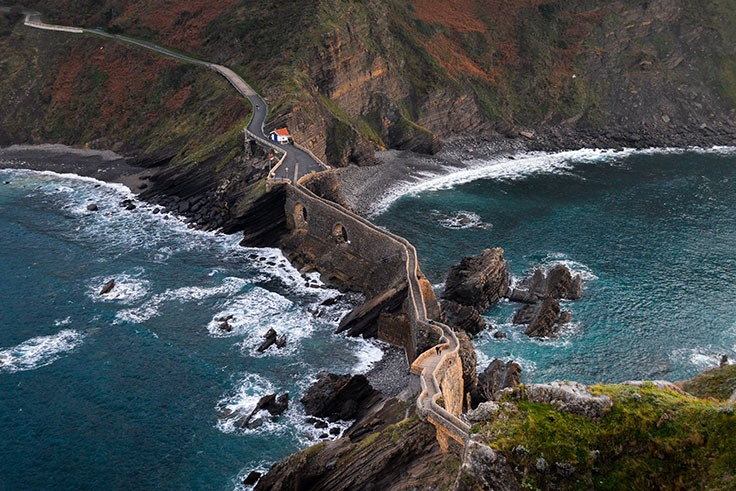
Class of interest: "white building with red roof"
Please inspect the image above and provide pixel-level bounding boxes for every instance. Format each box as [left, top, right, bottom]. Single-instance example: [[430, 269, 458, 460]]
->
[[269, 128, 292, 144]]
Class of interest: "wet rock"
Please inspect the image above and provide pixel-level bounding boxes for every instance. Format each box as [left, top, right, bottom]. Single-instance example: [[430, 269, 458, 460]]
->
[[99, 278, 115, 295], [234, 393, 289, 429], [493, 330, 508, 339], [243, 471, 261, 486], [473, 359, 522, 405], [507, 264, 583, 303], [524, 298, 569, 338], [443, 248, 509, 311], [257, 328, 286, 352], [300, 372, 380, 422], [86, 203, 98, 211]]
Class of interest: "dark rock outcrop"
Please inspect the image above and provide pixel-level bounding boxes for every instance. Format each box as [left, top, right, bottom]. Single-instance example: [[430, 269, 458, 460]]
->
[[474, 359, 522, 405], [456, 331, 478, 403], [441, 300, 487, 336], [514, 298, 570, 338], [257, 328, 286, 352], [300, 372, 381, 422], [443, 248, 509, 311], [99, 279, 115, 295], [255, 409, 454, 491], [228, 392, 289, 429], [507, 264, 582, 304]]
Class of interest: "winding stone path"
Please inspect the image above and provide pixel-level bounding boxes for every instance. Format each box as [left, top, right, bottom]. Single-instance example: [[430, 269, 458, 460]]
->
[[12, 6, 469, 449]]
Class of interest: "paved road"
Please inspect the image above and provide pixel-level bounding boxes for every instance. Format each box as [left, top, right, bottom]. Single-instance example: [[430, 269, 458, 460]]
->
[[12, 7, 325, 182]]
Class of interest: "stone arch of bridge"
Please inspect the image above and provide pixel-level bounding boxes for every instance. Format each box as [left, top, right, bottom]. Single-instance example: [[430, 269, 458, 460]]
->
[[332, 222, 349, 244], [294, 202, 308, 229]]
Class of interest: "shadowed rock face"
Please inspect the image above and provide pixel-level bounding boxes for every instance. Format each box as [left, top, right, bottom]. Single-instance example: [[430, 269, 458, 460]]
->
[[473, 359, 523, 406], [300, 372, 381, 422], [513, 297, 571, 338]]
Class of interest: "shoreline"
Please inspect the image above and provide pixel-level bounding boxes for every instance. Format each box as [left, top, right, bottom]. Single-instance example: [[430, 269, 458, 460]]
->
[[0, 144, 152, 192], [337, 136, 736, 217]]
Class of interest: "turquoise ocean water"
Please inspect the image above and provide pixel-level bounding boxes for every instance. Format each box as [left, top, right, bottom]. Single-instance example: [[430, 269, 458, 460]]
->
[[0, 168, 381, 490], [374, 148, 736, 384], [2, 148, 735, 489]]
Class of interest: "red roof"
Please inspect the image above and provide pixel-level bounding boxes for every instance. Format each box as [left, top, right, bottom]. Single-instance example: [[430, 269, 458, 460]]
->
[[273, 128, 290, 137]]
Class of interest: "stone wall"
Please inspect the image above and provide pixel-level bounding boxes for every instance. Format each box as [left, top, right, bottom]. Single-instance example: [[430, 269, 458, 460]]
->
[[282, 183, 419, 358]]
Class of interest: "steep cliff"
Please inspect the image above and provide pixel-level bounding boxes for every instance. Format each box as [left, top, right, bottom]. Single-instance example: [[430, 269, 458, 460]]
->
[[6, 0, 736, 170]]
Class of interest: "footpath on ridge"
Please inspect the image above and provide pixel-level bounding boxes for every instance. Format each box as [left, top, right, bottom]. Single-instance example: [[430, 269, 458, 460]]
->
[[11, 7, 470, 449]]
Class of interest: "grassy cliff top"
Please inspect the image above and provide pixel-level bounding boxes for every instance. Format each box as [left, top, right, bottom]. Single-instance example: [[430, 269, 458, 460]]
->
[[474, 378, 736, 490]]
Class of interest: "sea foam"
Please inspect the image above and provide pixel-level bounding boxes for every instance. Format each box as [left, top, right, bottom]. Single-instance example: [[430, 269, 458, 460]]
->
[[0, 329, 85, 373]]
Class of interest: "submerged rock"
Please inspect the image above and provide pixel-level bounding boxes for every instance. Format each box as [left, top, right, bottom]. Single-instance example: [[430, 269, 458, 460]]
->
[[86, 203, 98, 211]]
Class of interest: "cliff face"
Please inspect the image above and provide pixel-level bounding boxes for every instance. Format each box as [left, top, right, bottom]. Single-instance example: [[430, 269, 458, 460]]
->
[[5, 1, 736, 169]]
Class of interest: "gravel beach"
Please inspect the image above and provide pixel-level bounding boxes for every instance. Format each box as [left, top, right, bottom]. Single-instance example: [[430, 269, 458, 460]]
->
[[0, 144, 151, 192]]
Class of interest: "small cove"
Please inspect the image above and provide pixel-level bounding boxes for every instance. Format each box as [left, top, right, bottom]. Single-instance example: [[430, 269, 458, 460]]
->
[[373, 148, 736, 384]]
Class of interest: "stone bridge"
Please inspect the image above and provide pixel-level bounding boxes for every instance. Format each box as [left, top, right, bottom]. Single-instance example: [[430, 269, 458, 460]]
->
[[281, 177, 471, 449], [13, 7, 471, 451]]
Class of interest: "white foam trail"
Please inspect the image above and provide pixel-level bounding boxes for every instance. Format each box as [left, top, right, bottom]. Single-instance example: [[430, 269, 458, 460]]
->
[[670, 347, 725, 370], [0, 329, 85, 373], [115, 277, 250, 324], [372, 146, 736, 216], [350, 339, 384, 373], [536, 253, 599, 281], [432, 209, 491, 230], [88, 272, 150, 304], [207, 287, 302, 343]]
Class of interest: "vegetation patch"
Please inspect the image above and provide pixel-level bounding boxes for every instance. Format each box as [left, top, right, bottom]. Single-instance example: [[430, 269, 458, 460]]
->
[[477, 384, 736, 490]]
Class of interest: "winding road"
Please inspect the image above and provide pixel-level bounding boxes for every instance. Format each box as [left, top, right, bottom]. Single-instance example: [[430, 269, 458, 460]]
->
[[10, 6, 469, 447], [10, 7, 324, 182]]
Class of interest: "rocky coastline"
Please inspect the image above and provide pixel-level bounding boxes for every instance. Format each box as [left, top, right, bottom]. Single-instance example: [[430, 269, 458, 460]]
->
[[3, 129, 736, 490]]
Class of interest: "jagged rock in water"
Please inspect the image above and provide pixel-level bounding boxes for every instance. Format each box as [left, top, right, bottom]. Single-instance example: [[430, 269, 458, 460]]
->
[[243, 471, 261, 486], [453, 436, 521, 491], [522, 381, 613, 421], [474, 359, 522, 405], [99, 279, 115, 295], [516, 298, 571, 338], [300, 372, 380, 422], [506, 264, 583, 304], [233, 392, 289, 429], [257, 328, 286, 352], [442, 300, 487, 336], [443, 248, 509, 311]]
